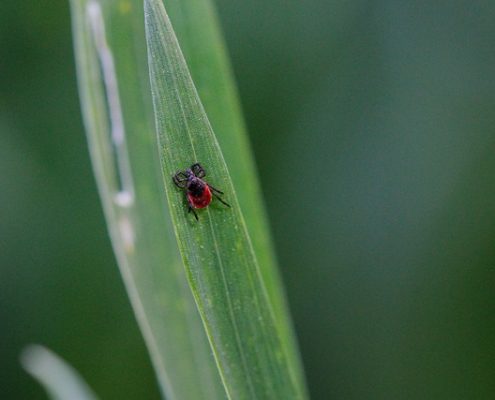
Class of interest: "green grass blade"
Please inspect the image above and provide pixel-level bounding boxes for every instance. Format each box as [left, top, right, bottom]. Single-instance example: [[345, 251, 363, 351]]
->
[[162, 1, 307, 392], [21, 345, 98, 400], [145, 0, 305, 398], [70, 1, 226, 398]]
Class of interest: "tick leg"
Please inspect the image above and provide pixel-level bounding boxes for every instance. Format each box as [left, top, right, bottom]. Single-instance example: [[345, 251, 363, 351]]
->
[[173, 177, 187, 188], [213, 192, 231, 207], [191, 163, 206, 179], [188, 205, 199, 220], [173, 171, 188, 188], [187, 198, 199, 220], [207, 184, 224, 195]]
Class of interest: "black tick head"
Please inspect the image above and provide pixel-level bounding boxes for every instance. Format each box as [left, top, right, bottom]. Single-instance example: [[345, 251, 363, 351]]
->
[[187, 177, 206, 196], [184, 168, 194, 179]]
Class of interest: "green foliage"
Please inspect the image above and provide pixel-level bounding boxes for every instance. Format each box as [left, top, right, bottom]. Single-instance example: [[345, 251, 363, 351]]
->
[[145, 0, 306, 398], [69, 0, 226, 398], [4, 0, 495, 399], [68, 0, 306, 398], [162, 1, 306, 385]]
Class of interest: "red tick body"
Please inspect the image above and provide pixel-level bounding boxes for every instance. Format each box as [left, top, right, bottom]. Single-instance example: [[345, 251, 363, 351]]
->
[[172, 163, 230, 220], [187, 184, 212, 209]]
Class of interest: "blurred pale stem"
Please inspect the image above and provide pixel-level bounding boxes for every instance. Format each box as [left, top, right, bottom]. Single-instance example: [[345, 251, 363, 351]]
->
[[21, 345, 98, 400]]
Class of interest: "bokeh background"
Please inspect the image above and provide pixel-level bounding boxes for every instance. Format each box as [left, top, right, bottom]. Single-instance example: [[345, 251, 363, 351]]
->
[[1, 0, 495, 399]]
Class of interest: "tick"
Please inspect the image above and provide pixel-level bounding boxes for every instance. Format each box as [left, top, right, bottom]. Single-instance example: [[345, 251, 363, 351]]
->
[[172, 162, 230, 220]]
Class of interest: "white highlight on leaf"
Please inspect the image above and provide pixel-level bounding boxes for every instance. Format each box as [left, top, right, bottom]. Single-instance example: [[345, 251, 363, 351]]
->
[[114, 190, 134, 208], [118, 215, 135, 253], [87, 1, 134, 208]]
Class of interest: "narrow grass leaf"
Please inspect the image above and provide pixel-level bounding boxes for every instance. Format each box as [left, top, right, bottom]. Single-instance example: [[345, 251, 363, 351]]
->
[[163, 0, 308, 393], [145, 0, 304, 398], [70, 0, 226, 398]]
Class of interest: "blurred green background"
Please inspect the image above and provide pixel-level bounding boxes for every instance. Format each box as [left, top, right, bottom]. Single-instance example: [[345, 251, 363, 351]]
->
[[1, 0, 494, 399]]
